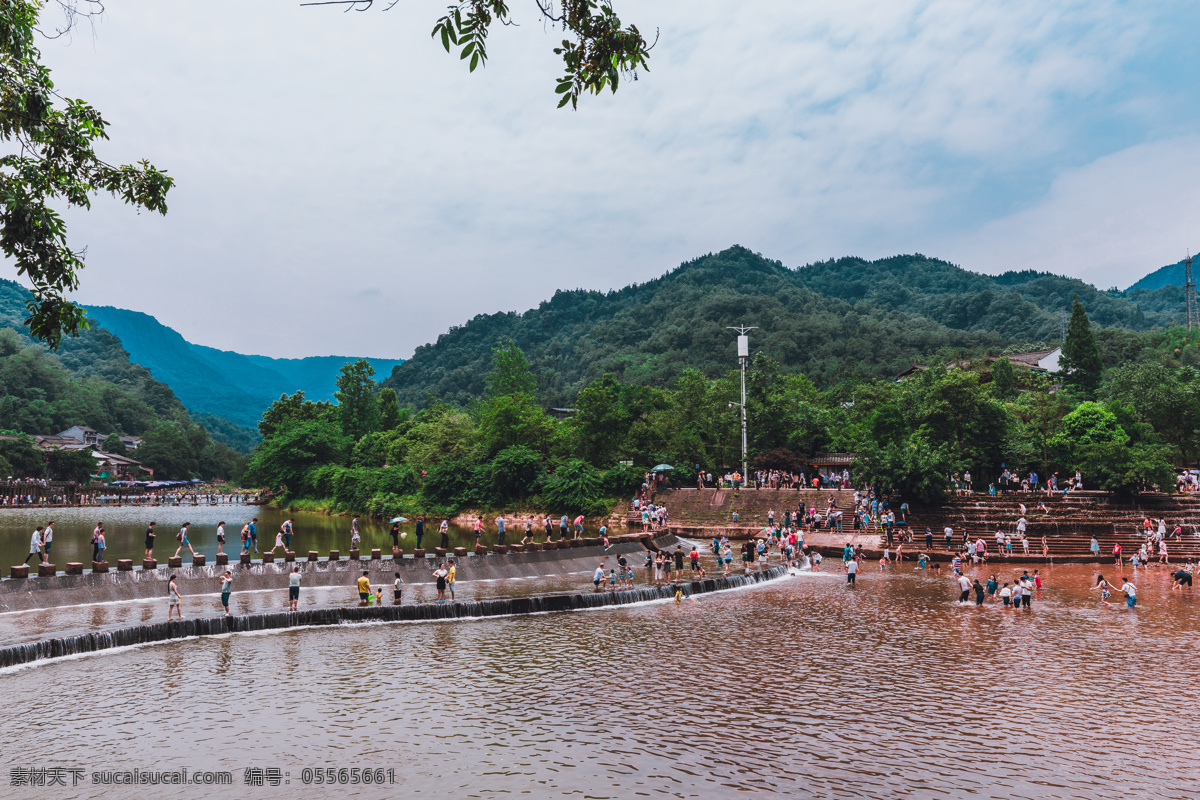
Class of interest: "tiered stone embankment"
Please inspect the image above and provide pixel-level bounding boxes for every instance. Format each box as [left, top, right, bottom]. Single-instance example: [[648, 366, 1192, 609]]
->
[[635, 488, 1200, 562]]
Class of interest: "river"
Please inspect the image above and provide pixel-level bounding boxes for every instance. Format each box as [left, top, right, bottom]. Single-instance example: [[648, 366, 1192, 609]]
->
[[0, 509, 1197, 799], [0, 504, 584, 568]]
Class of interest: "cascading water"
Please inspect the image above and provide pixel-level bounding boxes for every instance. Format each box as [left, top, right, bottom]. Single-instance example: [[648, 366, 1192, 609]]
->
[[0, 566, 788, 668]]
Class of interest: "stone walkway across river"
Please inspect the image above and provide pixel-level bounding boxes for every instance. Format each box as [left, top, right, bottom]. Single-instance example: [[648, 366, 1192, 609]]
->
[[0, 566, 788, 669]]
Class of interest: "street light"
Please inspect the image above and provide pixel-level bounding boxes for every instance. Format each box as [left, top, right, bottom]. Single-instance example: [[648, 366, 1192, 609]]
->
[[726, 325, 756, 486]]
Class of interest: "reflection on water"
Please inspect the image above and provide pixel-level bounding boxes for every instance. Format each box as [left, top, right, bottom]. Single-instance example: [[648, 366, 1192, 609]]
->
[[1, 562, 1197, 799], [0, 504, 577, 568]]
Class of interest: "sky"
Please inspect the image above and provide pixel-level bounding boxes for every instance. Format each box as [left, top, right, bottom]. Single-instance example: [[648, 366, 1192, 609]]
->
[[29, 0, 1200, 358]]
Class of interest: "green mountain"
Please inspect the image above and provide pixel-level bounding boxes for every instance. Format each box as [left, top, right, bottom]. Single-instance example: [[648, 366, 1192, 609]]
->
[[0, 280, 243, 478], [1125, 256, 1195, 292], [83, 306, 403, 431], [381, 246, 1186, 407]]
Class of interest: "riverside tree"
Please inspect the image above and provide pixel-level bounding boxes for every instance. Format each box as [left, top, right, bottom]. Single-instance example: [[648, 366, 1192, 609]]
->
[[244, 333, 1200, 515]]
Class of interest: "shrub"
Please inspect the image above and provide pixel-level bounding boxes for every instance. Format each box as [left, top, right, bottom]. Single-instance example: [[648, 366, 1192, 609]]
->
[[488, 446, 543, 503], [600, 463, 643, 497], [542, 459, 605, 515]]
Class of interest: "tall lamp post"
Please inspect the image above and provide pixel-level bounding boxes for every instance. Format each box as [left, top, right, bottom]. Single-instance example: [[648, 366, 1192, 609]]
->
[[727, 325, 756, 486]]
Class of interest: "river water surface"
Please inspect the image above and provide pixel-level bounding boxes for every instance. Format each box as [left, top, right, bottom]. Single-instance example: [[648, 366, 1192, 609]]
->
[[1, 506, 1198, 799]]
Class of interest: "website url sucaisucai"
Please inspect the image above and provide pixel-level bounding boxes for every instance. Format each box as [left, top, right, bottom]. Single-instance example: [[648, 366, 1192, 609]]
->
[[89, 768, 232, 785]]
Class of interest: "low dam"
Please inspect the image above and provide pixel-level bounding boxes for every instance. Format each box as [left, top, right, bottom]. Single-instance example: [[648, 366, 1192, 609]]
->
[[0, 535, 667, 613], [0, 566, 787, 668]]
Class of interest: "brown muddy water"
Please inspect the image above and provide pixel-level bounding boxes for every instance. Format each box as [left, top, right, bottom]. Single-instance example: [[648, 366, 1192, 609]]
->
[[0, 539, 1197, 799]]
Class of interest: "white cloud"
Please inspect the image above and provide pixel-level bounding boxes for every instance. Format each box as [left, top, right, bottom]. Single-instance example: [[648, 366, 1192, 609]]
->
[[23, 0, 1195, 357], [936, 136, 1200, 288]]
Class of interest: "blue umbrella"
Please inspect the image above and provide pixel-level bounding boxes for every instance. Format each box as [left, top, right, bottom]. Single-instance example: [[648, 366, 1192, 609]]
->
[[389, 516, 408, 523]]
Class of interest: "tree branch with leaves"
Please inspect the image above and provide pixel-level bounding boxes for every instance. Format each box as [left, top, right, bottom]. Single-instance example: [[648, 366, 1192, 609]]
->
[[308, 0, 654, 110], [1, 1, 174, 349]]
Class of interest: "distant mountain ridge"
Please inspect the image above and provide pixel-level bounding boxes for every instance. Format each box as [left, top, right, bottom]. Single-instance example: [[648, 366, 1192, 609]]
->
[[1126, 255, 1197, 293], [380, 246, 1186, 408], [84, 306, 403, 431]]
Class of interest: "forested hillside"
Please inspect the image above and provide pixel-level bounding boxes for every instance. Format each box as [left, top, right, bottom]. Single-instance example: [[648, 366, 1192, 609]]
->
[[381, 246, 1185, 408], [0, 281, 243, 479], [248, 311, 1200, 521]]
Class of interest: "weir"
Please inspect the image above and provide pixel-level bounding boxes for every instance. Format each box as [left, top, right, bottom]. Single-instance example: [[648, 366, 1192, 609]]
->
[[0, 536, 678, 613], [0, 566, 787, 668]]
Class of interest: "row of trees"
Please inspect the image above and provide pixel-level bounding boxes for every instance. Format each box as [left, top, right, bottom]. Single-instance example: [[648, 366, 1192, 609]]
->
[[246, 298, 1199, 515]]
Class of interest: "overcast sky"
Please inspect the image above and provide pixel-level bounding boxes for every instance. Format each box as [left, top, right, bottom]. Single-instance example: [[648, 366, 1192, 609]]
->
[[35, 0, 1200, 359]]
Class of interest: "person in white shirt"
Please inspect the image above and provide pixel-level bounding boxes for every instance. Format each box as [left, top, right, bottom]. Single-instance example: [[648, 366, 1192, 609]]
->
[[1019, 576, 1033, 608], [1120, 578, 1138, 608], [846, 558, 858, 585], [288, 567, 302, 611], [42, 522, 54, 559], [24, 527, 44, 565], [956, 574, 971, 602], [999, 583, 1013, 606], [593, 563, 606, 591]]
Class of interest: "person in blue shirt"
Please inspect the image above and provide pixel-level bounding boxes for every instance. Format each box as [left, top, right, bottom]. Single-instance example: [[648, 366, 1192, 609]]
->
[[248, 518, 258, 553]]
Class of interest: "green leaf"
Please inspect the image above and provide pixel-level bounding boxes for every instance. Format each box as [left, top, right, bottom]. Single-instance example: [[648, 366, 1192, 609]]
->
[[460, 42, 475, 59], [557, 93, 572, 109], [469, 52, 480, 72], [440, 26, 451, 52]]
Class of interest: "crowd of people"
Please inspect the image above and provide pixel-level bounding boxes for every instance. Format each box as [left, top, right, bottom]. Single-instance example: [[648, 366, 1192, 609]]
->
[[689, 468, 853, 491], [0, 483, 254, 508]]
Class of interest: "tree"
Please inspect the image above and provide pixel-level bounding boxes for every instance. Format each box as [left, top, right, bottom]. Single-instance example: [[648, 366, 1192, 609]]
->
[[573, 373, 626, 466], [854, 432, 958, 504], [991, 356, 1017, 400], [421, 458, 480, 508], [0, 434, 45, 476], [486, 340, 538, 398], [488, 445, 543, 502], [334, 359, 380, 441], [136, 423, 199, 479], [258, 391, 333, 438], [1103, 361, 1200, 463], [1060, 296, 1103, 396], [1, 1, 173, 347], [243, 418, 351, 494], [478, 392, 557, 458], [101, 433, 126, 454], [404, 403, 479, 470], [541, 458, 603, 514], [377, 388, 404, 430], [45, 447, 93, 481], [316, 0, 653, 111], [1075, 439, 1176, 496]]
